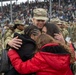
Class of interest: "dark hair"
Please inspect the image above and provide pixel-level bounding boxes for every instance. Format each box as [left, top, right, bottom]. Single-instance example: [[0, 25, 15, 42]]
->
[[44, 22, 60, 37], [24, 25, 40, 37], [13, 24, 20, 29]]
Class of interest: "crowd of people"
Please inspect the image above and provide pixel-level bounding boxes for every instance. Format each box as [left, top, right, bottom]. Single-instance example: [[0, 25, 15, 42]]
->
[[0, 0, 76, 24], [0, 0, 76, 75]]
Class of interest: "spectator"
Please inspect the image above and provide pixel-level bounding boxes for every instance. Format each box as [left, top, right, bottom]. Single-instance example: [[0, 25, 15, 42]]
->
[[32, 8, 48, 30], [42, 22, 65, 44], [4, 25, 41, 75], [4, 19, 25, 49], [7, 34, 74, 75]]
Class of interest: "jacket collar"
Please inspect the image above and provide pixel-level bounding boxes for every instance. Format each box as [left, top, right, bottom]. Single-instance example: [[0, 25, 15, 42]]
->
[[40, 43, 59, 50]]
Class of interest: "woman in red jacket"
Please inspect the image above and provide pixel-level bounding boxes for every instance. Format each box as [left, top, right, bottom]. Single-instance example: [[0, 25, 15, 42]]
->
[[8, 34, 75, 75]]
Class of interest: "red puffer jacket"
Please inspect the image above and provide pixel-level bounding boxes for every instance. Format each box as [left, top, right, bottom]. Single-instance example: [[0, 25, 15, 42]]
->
[[8, 43, 73, 75]]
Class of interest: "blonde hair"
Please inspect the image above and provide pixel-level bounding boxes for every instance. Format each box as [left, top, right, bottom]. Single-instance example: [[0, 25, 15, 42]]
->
[[36, 34, 75, 63]]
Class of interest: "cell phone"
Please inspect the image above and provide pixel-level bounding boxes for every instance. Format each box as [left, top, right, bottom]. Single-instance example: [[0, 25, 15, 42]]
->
[[65, 37, 71, 43]]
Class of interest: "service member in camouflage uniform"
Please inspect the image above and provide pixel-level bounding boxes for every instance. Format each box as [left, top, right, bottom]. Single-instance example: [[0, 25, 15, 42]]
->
[[4, 19, 25, 49], [57, 21, 69, 39], [71, 22, 76, 43], [0, 28, 2, 55]]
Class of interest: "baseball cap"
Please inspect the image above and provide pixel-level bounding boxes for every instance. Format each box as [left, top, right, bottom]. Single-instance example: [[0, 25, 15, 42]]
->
[[14, 19, 24, 25], [57, 21, 62, 25], [9, 22, 14, 27], [50, 17, 60, 23], [33, 8, 48, 21], [13, 19, 24, 29]]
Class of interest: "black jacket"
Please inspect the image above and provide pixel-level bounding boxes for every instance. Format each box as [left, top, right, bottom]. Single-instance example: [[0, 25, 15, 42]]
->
[[4, 33, 36, 75], [14, 33, 36, 61]]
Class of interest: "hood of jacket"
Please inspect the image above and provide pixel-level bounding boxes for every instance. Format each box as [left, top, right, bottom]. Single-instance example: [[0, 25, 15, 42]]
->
[[39, 43, 70, 70]]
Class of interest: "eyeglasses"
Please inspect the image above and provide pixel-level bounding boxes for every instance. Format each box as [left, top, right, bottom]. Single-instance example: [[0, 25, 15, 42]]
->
[[37, 20, 45, 22]]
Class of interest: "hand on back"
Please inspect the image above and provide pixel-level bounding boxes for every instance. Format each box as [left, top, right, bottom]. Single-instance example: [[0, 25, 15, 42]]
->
[[8, 36, 22, 49]]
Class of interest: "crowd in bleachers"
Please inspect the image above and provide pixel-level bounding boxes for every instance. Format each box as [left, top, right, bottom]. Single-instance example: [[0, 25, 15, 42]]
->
[[0, 0, 76, 25]]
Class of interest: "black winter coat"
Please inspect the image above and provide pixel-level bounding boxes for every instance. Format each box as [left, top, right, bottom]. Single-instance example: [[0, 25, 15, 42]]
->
[[4, 33, 36, 75]]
